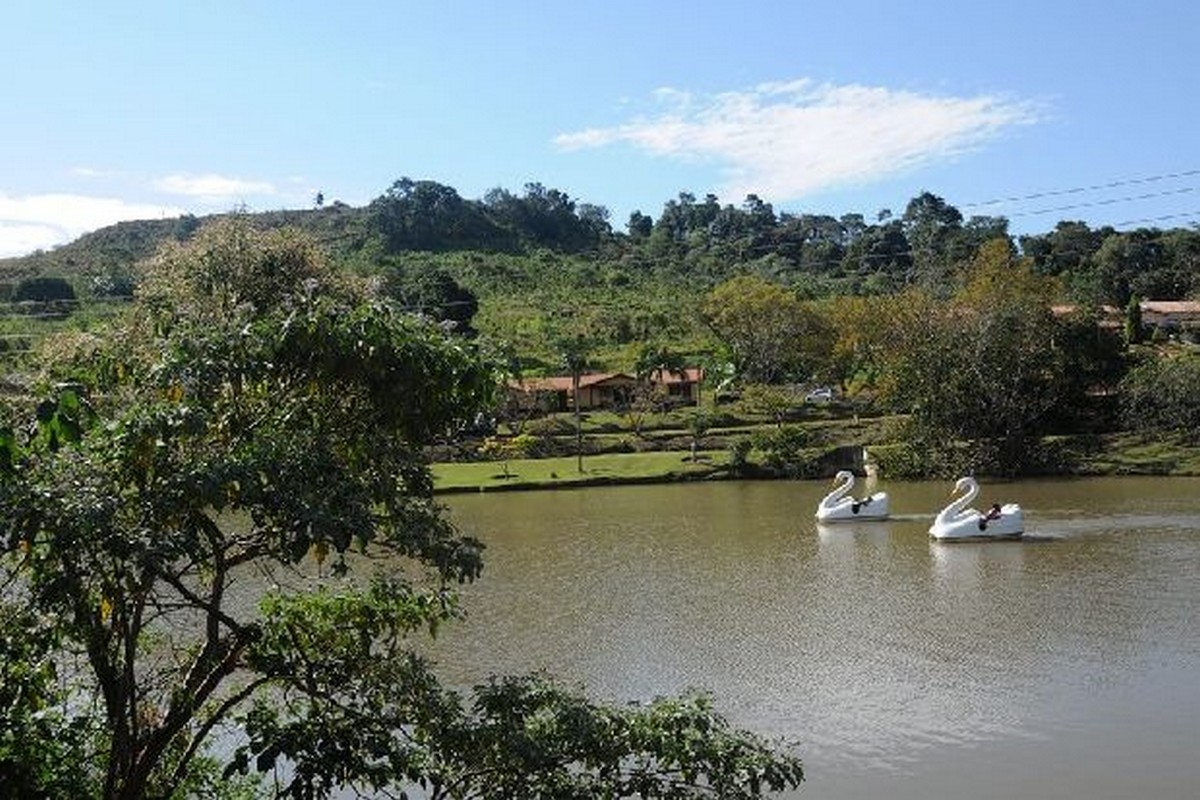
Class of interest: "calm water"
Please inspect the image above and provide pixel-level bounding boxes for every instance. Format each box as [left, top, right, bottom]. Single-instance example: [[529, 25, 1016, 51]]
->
[[433, 477, 1200, 799]]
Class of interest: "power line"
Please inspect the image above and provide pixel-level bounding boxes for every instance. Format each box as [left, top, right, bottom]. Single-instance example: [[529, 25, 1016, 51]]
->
[[1002, 186, 1197, 219], [1115, 210, 1200, 228], [960, 168, 1200, 209]]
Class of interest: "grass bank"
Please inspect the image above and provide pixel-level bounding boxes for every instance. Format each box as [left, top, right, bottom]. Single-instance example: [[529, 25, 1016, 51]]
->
[[433, 450, 729, 493], [1057, 431, 1200, 475], [431, 430, 1200, 493]]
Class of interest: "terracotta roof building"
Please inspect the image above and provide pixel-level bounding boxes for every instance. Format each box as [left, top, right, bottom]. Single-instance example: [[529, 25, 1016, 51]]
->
[[1139, 300, 1200, 328], [508, 368, 703, 413]]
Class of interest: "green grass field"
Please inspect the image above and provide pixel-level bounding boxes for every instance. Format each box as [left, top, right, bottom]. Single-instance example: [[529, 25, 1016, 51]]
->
[[432, 449, 730, 492], [432, 428, 1200, 494]]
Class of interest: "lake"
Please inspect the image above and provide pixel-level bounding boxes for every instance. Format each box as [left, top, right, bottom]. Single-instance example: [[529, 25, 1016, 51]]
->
[[432, 476, 1200, 799]]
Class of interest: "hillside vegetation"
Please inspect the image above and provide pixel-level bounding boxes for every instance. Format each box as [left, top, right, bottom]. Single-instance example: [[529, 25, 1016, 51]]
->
[[4, 178, 1199, 480]]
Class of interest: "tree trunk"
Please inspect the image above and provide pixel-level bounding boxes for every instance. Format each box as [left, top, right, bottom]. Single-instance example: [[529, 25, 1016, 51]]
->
[[573, 372, 583, 472]]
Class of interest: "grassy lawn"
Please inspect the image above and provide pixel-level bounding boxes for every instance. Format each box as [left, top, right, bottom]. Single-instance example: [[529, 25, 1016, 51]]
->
[[433, 449, 729, 492], [1070, 432, 1200, 475], [434, 410, 1200, 493]]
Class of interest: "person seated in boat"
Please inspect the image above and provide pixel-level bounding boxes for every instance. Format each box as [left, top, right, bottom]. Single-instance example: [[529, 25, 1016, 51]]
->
[[985, 503, 1002, 520]]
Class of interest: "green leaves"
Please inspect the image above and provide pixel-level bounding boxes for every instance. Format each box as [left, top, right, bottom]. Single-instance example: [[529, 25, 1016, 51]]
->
[[0, 604, 101, 798], [702, 275, 831, 384], [2, 220, 802, 800], [233, 587, 463, 796], [872, 248, 1074, 477], [426, 674, 805, 799], [1, 221, 498, 797], [229, 669, 804, 799], [1119, 353, 1200, 441], [251, 578, 462, 677], [20, 385, 96, 457]]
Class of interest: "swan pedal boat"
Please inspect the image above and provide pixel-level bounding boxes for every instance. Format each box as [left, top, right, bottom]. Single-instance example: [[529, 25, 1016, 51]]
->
[[929, 476, 1024, 540], [815, 470, 889, 522]]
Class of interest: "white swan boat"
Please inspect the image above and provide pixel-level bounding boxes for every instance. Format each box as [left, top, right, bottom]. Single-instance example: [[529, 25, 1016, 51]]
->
[[815, 470, 889, 522], [929, 476, 1023, 540]]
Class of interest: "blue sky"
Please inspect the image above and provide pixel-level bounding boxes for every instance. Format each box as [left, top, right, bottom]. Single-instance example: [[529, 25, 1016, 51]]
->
[[3, 0, 1199, 257]]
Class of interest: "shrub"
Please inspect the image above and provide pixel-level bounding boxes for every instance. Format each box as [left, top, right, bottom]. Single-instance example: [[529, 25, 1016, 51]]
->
[[12, 276, 76, 303], [749, 426, 821, 478], [750, 425, 810, 453], [1119, 354, 1200, 442], [870, 440, 974, 480], [526, 415, 576, 437], [727, 437, 752, 476]]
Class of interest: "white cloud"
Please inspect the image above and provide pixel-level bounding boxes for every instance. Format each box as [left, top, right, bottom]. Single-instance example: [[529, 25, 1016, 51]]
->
[[0, 192, 184, 258], [154, 173, 277, 202], [71, 166, 119, 179], [0, 223, 66, 258], [555, 79, 1041, 202]]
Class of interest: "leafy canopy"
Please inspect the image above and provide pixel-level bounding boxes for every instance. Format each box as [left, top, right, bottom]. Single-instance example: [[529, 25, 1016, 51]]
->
[[0, 219, 803, 799]]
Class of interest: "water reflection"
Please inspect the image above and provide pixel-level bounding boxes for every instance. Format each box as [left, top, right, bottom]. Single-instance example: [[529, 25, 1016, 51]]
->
[[928, 537, 1027, 591], [815, 520, 891, 543], [438, 477, 1200, 799]]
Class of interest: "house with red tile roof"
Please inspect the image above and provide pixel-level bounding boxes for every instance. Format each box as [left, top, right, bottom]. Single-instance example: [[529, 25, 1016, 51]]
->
[[1139, 300, 1200, 329], [1050, 300, 1200, 332], [508, 367, 703, 413], [1050, 304, 1123, 329]]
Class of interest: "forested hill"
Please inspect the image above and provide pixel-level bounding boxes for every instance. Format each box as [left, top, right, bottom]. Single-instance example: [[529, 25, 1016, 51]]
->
[[3, 177, 1198, 373], [0, 202, 366, 290], [0, 179, 612, 288], [5, 177, 1199, 304]]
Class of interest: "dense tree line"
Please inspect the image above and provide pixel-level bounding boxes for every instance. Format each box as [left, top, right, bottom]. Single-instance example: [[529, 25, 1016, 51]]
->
[[6, 177, 1200, 318], [364, 178, 612, 255], [356, 180, 1200, 311], [8, 177, 1200, 311], [3, 176, 1198, 457]]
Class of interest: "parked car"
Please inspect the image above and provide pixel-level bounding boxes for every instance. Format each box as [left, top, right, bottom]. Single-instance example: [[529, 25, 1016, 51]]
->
[[804, 387, 833, 404]]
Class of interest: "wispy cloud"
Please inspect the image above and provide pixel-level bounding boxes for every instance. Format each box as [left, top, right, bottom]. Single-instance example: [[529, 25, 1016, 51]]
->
[[555, 79, 1042, 202], [0, 192, 183, 257], [1, 171, 296, 257], [154, 173, 277, 203], [71, 166, 120, 179]]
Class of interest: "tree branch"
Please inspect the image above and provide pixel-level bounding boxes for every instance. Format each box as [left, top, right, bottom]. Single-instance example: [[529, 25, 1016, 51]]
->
[[164, 675, 275, 798]]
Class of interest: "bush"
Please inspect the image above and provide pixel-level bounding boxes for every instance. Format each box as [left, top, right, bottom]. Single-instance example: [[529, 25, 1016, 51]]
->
[[750, 425, 809, 453], [526, 415, 576, 437], [12, 276, 76, 303], [871, 442, 929, 479], [1119, 354, 1200, 442], [11, 276, 77, 319], [870, 440, 973, 480], [749, 425, 821, 478], [727, 437, 752, 475], [1021, 436, 1087, 475]]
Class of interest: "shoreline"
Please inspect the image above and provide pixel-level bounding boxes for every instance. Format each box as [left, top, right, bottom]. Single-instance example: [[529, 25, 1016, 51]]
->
[[432, 433, 1200, 494]]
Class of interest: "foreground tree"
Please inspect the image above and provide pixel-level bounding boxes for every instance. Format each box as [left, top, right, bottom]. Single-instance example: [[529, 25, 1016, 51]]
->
[[0, 220, 803, 798]]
